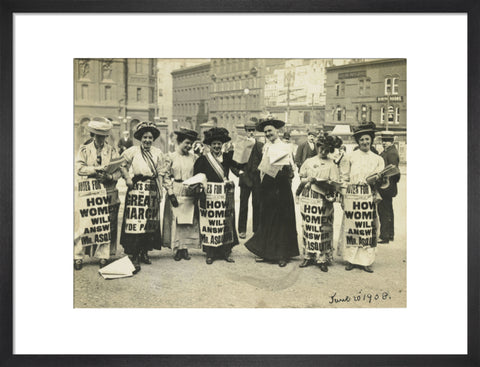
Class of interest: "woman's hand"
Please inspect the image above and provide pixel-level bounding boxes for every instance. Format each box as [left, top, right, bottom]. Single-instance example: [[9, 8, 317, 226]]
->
[[95, 170, 112, 183], [225, 181, 235, 191], [125, 177, 133, 189], [169, 194, 179, 208]]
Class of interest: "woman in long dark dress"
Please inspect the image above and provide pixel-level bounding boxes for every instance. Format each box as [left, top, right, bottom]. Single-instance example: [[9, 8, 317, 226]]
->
[[120, 121, 165, 274], [244, 116, 299, 267], [193, 127, 239, 264]]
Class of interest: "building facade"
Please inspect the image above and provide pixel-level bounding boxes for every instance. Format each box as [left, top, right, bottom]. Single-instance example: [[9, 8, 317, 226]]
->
[[325, 59, 407, 130], [74, 58, 160, 151], [325, 58, 407, 161], [171, 62, 211, 132], [207, 58, 275, 132], [157, 59, 210, 133]]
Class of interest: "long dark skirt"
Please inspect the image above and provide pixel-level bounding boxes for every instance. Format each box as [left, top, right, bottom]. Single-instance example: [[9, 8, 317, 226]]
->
[[245, 173, 299, 261], [120, 178, 162, 255], [199, 184, 239, 259]]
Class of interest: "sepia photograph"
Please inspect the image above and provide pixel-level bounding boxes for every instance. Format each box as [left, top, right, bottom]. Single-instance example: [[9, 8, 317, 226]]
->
[[73, 58, 407, 308], [10, 10, 471, 361]]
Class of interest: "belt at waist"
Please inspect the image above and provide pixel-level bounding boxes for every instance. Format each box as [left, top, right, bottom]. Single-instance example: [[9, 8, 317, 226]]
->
[[133, 175, 156, 184], [174, 179, 183, 183]]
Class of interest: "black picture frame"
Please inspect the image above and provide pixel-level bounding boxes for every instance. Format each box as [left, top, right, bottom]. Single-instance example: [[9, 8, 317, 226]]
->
[[1, 1, 478, 366]]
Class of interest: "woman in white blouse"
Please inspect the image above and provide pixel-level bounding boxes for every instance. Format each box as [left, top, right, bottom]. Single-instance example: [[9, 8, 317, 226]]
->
[[162, 128, 201, 261], [338, 122, 385, 273]]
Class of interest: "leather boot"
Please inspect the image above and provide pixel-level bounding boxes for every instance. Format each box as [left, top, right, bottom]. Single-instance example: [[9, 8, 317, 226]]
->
[[182, 249, 191, 261], [130, 254, 141, 274], [140, 250, 152, 264]]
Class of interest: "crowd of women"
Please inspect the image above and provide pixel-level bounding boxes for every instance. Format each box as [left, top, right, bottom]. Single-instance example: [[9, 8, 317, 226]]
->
[[75, 115, 389, 275]]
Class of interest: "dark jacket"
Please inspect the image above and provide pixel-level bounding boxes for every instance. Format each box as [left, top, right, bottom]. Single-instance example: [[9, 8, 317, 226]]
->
[[118, 138, 133, 154], [231, 140, 264, 188], [295, 140, 317, 168], [378, 144, 400, 198]]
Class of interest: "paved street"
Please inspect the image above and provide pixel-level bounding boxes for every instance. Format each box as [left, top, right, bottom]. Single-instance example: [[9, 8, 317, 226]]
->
[[74, 165, 406, 308]]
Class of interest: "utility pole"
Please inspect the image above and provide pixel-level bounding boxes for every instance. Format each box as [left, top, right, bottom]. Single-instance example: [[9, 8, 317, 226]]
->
[[123, 58, 129, 132], [286, 70, 291, 123]]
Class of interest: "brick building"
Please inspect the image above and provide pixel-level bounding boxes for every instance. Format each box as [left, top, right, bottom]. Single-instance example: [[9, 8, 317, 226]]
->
[[325, 58, 406, 130], [171, 62, 211, 132], [74, 58, 161, 152], [325, 58, 407, 161]]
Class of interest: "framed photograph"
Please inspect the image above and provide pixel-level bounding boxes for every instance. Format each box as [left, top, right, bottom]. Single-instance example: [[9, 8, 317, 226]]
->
[[4, 3, 477, 366]]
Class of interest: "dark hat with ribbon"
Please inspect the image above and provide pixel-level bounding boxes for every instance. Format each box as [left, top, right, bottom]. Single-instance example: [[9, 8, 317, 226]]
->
[[380, 130, 395, 142], [352, 121, 377, 142], [203, 127, 231, 145], [87, 117, 113, 136], [174, 127, 199, 142], [256, 114, 285, 132], [133, 121, 160, 141], [244, 117, 258, 130], [316, 132, 343, 153]]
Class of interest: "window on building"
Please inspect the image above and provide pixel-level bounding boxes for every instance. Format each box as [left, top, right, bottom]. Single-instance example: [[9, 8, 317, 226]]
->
[[360, 105, 368, 122], [356, 107, 359, 121], [387, 105, 395, 124], [365, 78, 371, 95], [380, 107, 385, 124], [135, 59, 142, 73], [393, 78, 399, 95], [136, 88, 142, 102], [340, 81, 345, 96], [304, 112, 311, 124], [81, 84, 88, 100], [359, 79, 364, 95], [336, 107, 342, 122], [104, 85, 111, 100], [395, 107, 400, 124], [335, 82, 340, 97], [149, 87, 154, 104], [385, 77, 391, 94]]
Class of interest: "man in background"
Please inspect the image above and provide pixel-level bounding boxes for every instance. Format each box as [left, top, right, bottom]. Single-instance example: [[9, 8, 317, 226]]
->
[[377, 131, 400, 244], [117, 130, 133, 154], [232, 118, 264, 239], [295, 130, 317, 169]]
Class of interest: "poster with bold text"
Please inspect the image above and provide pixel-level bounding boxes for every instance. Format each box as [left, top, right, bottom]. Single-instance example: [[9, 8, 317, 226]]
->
[[124, 180, 160, 234], [75, 178, 120, 247], [343, 184, 377, 248], [199, 182, 235, 247], [299, 190, 334, 253]]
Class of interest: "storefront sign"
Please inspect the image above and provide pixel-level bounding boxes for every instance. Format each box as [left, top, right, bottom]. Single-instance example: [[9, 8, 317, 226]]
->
[[377, 95, 404, 102], [338, 71, 366, 79]]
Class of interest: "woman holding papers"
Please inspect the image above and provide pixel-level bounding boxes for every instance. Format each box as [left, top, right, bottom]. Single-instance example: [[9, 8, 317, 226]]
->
[[75, 118, 122, 270], [338, 122, 385, 273], [162, 128, 202, 261], [119, 121, 165, 274], [298, 133, 342, 272], [193, 127, 239, 264], [245, 115, 299, 267]]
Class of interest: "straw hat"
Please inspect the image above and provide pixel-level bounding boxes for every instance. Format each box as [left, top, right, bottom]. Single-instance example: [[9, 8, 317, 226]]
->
[[87, 117, 113, 136]]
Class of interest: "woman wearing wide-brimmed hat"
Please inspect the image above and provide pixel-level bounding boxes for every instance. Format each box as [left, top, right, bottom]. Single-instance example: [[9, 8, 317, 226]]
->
[[244, 115, 299, 267], [119, 121, 165, 273], [297, 132, 342, 272], [75, 117, 122, 270], [193, 127, 239, 264], [337, 122, 385, 273], [162, 128, 202, 261]]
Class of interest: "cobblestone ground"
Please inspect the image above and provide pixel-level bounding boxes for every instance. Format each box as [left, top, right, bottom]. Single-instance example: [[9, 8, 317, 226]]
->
[[74, 165, 407, 308]]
